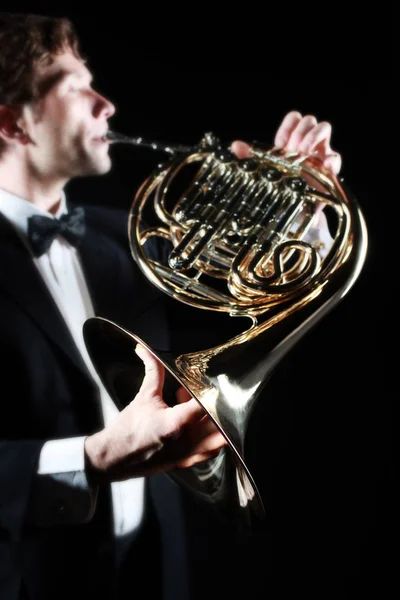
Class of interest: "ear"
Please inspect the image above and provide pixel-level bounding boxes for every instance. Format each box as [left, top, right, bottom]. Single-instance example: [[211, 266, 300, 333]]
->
[[0, 105, 30, 144]]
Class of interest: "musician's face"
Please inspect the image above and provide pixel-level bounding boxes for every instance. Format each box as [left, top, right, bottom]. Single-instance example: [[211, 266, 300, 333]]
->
[[18, 47, 116, 180]]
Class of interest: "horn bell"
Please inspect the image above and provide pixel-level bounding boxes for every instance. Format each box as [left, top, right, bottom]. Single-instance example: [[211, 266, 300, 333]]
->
[[83, 316, 266, 532]]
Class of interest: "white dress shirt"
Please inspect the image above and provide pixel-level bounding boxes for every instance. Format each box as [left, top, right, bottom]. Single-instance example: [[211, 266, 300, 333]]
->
[[0, 188, 145, 552]]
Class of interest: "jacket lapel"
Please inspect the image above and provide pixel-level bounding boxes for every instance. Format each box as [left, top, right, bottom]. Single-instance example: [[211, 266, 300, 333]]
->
[[0, 206, 162, 376], [0, 214, 91, 377]]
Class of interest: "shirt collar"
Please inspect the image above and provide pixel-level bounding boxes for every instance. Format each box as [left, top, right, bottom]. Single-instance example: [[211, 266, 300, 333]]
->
[[0, 188, 68, 238]]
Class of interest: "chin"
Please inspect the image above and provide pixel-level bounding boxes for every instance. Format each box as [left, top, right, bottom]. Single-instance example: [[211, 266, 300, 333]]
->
[[79, 154, 112, 177], [95, 158, 112, 175], [75, 142, 112, 175]]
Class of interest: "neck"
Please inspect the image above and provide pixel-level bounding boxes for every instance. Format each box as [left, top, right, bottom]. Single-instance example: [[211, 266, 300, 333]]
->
[[0, 155, 68, 214]]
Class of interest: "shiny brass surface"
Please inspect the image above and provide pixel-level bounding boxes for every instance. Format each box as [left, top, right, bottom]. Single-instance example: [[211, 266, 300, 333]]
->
[[83, 132, 368, 532]]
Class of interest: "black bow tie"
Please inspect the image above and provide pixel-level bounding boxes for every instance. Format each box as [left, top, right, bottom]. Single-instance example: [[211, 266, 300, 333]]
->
[[27, 206, 86, 257]]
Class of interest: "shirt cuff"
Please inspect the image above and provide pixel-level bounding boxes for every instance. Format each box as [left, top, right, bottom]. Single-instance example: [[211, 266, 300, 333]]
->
[[37, 436, 87, 473]]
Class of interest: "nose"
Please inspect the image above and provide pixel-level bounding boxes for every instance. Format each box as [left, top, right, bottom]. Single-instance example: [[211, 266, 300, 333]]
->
[[93, 91, 116, 120]]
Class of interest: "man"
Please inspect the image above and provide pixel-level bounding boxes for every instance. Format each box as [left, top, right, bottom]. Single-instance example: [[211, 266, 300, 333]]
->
[[0, 12, 341, 600]]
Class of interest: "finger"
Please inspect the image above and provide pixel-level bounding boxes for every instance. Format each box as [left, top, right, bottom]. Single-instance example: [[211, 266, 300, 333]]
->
[[177, 447, 224, 469], [297, 121, 332, 154], [185, 428, 228, 456], [323, 152, 342, 175], [230, 140, 251, 159], [175, 385, 191, 404], [193, 414, 222, 437], [159, 403, 225, 455], [135, 344, 165, 397], [168, 397, 207, 429], [286, 115, 318, 152], [274, 110, 302, 148], [312, 138, 342, 175]]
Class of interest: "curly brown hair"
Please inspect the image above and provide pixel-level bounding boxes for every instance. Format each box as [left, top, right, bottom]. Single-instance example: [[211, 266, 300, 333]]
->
[[0, 12, 84, 154]]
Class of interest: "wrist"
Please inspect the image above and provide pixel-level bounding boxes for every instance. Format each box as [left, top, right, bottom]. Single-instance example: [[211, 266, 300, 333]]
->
[[84, 434, 107, 486]]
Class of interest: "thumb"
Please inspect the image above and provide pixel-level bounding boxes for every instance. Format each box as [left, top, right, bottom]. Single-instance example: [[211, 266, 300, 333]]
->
[[135, 344, 165, 397]]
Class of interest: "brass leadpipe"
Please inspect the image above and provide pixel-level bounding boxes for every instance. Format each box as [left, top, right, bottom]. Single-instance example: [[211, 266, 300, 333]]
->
[[104, 129, 193, 155]]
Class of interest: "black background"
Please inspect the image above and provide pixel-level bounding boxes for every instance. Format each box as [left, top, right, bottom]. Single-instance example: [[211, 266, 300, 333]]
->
[[5, 5, 395, 598]]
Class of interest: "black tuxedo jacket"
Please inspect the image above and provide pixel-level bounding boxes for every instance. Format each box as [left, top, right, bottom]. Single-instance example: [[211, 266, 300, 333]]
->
[[0, 203, 187, 599]]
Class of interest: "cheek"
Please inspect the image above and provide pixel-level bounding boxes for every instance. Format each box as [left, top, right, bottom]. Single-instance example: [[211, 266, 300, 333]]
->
[[61, 104, 90, 141], [32, 97, 90, 150], [43, 96, 81, 128]]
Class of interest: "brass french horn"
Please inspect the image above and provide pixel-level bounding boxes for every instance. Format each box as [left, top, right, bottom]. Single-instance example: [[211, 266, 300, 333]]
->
[[83, 130, 368, 532]]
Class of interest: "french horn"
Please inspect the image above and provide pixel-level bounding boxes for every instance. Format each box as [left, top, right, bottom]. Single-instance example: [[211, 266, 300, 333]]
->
[[83, 129, 368, 532]]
